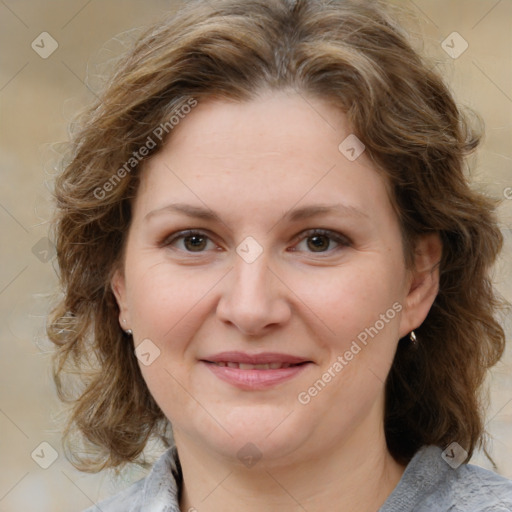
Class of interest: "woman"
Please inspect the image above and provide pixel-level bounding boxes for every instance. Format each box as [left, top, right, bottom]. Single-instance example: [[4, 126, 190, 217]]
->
[[48, 0, 512, 510]]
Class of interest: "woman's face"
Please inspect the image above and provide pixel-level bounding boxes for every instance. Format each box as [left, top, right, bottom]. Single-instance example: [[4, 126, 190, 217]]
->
[[113, 90, 439, 466]]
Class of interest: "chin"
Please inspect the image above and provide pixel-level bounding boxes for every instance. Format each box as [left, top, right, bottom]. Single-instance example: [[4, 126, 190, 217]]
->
[[184, 411, 313, 467]]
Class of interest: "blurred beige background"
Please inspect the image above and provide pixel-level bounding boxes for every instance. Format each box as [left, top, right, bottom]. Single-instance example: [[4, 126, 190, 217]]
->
[[0, 1, 511, 510]]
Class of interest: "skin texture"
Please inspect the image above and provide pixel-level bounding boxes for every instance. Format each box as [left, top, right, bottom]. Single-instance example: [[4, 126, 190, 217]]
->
[[112, 90, 442, 512]]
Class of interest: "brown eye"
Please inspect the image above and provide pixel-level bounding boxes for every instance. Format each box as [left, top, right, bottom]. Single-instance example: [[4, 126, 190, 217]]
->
[[183, 233, 208, 252], [307, 234, 331, 252], [293, 229, 351, 254], [162, 230, 215, 253]]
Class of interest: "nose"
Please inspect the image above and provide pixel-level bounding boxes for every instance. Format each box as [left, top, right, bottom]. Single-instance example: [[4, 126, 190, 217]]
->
[[216, 250, 291, 337]]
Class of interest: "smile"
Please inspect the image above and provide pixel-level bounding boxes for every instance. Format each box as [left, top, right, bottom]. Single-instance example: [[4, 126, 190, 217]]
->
[[209, 362, 302, 370], [201, 358, 312, 390]]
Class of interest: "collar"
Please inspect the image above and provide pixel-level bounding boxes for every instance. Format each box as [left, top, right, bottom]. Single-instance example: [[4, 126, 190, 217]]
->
[[137, 445, 182, 511]]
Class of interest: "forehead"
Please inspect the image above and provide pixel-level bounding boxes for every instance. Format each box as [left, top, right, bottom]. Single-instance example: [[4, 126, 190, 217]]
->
[[134, 91, 393, 225], [161, 90, 353, 166]]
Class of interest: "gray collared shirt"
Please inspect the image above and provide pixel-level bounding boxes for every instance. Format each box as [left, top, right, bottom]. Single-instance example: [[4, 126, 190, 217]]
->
[[84, 445, 512, 511]]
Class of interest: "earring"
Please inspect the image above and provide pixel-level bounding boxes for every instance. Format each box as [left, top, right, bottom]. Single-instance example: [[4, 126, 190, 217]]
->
[[122, 319, 132, 335], [409, 330, 417, 344]]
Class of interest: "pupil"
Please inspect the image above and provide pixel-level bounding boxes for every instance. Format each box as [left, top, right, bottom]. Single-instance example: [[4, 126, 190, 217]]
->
[[185, 235, 206, 251], [308, 235, 328, 252]]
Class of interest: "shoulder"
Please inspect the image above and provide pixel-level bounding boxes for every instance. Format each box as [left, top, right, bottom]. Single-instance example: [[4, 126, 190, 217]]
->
[[81, 446, 182, 512], [82, 478, 145, 512], [380, 445, 512, 512], [452, 459, 512, 511]]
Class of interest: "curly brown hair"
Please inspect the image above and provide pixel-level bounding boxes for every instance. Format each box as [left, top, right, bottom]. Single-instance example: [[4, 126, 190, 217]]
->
[[48, 0, 507, 472]]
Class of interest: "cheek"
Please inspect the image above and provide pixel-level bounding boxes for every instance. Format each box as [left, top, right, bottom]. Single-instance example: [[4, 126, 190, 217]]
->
[[290, 259, 405, 427], [126, 258, 217, 342], [124, 256, 232, 420], [291, 256, 405, 350], [124, 260, 211, 419]]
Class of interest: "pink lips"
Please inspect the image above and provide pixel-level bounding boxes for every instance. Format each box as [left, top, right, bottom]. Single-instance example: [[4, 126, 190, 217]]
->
[[201, 351, 312, 390], [204, 351, 310, 365]]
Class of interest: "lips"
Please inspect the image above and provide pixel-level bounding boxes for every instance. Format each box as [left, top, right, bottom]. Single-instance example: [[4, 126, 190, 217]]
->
[[200, 351, 313, 390], [211, 362, 298, 370], [202, 351, 311, 366]]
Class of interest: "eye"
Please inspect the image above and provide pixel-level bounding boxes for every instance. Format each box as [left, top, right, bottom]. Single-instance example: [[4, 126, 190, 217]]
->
[[160, 228, 351, 255], [291, 229, 351, 254], [161, 230, 217, 253]]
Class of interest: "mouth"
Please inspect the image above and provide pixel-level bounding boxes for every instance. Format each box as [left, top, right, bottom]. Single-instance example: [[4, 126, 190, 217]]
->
[[201, 351, 312, 367], [205, 361, 308, 370], [200, 352, 313, 390]]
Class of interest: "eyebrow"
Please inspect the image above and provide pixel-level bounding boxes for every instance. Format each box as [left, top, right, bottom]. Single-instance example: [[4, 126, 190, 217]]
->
[[144, 202, 369, 223]]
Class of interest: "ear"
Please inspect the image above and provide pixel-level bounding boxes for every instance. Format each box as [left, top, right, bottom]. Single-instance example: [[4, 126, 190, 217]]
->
[[398, 233, 442, 338], [111, 267, 130, 331]]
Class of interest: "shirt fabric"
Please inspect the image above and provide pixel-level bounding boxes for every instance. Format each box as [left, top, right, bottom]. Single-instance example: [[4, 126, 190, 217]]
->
[[83, 445, 512, 511]]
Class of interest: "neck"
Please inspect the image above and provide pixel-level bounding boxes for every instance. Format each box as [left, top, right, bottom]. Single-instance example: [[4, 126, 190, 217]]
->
[[176, 423, 406, 512]]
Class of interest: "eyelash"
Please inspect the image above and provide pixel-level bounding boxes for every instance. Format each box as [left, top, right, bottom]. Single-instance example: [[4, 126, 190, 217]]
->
[[160, 228, 351, 255]]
